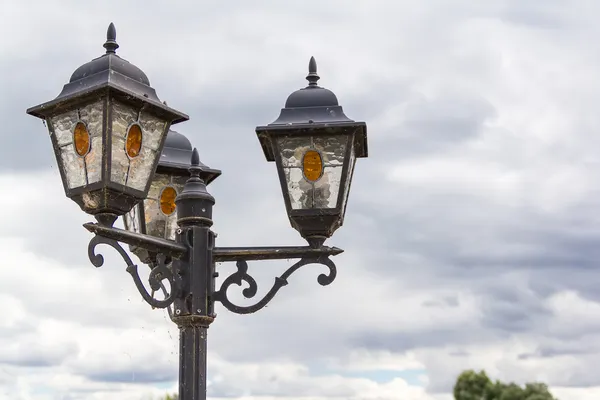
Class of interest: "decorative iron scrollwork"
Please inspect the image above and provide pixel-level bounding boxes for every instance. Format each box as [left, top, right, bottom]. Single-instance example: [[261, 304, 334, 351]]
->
[[214, 256, 337, 314], [88, 235, 179, 309]]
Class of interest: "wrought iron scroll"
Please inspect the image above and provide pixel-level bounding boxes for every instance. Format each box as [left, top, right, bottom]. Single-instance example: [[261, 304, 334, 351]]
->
[[213, 256, 337, 314], [152, 263, 175, 318], [88, 235, 179, 309]]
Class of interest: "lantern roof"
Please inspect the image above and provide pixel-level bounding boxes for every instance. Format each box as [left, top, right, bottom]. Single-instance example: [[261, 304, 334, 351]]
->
[[69, 24, 150, 86], [284, 57, 339, 109], [266, 57, 355, 126], [26, 23, 188, 125], [255, 57, 368, 161], [159, 130, 221, 185]]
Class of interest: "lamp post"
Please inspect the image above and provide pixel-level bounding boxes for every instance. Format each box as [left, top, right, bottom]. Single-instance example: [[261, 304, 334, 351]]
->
[[26, 24, 368, 400]]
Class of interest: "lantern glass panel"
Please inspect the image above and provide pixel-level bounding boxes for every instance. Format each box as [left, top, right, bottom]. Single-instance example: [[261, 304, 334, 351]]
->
[[123, 201, 143, 234], [125, 172, 187, 240], [277, 135, 347, 210], [340, 135, 356, 216], [49, 100, 105, 189], [110, 100, 167, 191]]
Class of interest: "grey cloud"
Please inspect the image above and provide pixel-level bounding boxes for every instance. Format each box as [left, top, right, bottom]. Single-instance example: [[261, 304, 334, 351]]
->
[[350, 327, 502, 356], [422, 295, 460, 308], [499, 0, 576, 29], [478, 289, 553, 333], [396, 94, 497, 157], [354, 194, 600, 281], [86, 369, 175, 384], [517, 334, 600, 361], [0, 339, 78, 368], [447, 349, 470, 357]]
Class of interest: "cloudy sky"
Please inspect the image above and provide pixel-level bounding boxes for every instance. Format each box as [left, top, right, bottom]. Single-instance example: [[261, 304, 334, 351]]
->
[[2, 0, 600, 399]]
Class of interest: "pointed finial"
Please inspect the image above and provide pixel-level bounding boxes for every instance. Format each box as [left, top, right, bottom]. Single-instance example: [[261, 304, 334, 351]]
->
[[103, 22, 119, 54], [306, 56, 320, 87], [191, 148, 200, 167], [187, 147, 205, 181]]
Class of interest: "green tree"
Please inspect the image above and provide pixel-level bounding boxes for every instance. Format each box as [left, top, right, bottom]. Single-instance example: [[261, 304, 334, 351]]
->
[[499, 383, 526, 400], [454, 370, 558, 400], [454, 369, 493, 400]]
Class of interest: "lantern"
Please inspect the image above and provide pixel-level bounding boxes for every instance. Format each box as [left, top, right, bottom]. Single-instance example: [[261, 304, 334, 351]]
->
[[123, 130, 221, 263], [255, 57, 368, 247], [26, 23, 188, 226]]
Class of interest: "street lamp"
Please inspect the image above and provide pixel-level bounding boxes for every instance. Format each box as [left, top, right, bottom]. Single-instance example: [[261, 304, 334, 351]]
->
[[26, 23, 188, 226], [26, 24, 368, 400], [256, 56, 368, 247]]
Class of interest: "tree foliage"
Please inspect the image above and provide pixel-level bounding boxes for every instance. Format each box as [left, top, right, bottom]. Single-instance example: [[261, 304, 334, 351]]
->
[[454, 370, 558, 400]]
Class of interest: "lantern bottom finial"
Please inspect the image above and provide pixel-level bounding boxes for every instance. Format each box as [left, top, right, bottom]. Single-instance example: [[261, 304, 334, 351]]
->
[[306, 235, 326, 249], [95, 213, 118, 227]]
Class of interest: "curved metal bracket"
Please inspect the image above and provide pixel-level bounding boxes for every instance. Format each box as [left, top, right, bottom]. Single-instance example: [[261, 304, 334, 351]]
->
[[213, 256, 337, 314], [88, 235, 180, 309]]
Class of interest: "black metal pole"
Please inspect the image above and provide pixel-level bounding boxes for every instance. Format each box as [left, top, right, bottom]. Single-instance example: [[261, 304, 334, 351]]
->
[[178, 323, 208, 399], [172, 148, 217, 400]]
